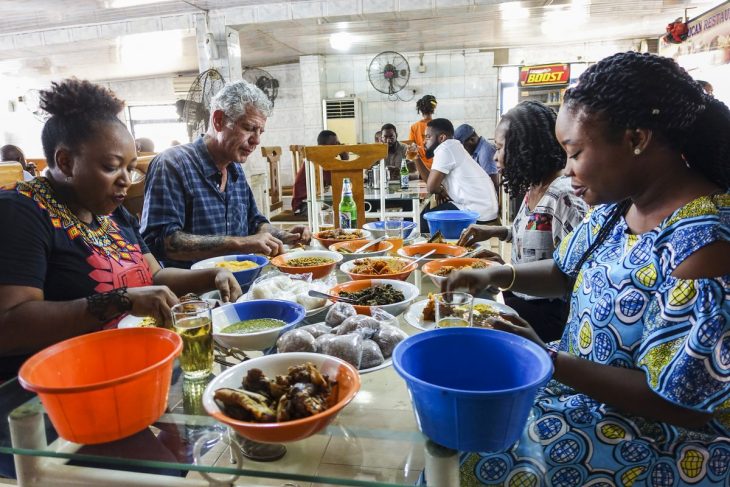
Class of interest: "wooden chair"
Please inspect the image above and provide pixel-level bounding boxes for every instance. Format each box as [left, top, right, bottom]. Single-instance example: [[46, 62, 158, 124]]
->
[[0, 162, 24, 189], [303, 144, 387, 228], [260, 146, 283, 212], [123, 155, 156, 219]]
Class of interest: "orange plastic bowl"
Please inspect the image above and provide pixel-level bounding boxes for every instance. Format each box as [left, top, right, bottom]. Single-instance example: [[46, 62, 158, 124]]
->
[[203, 352, 360, 443], [396, 242, 468, 264], [312, 229, 371, 249], [18, 327, 182, 444], [328, 239, 393, 263], [422, 257, 497, 287], [340, 256, 416, 281], [270, 250, 343, 279]]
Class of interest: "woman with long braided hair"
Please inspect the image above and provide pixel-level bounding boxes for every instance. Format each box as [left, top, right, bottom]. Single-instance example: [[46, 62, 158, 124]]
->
[[457, 101, 588, 342], [444, 52, 730, 485]]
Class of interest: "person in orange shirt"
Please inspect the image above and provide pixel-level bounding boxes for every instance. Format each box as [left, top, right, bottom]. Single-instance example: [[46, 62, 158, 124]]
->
[[408, 95, 437, 173]]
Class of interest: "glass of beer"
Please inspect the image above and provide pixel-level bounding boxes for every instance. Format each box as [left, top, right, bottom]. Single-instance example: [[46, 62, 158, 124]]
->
[[406, 144, 419, 161], [384, 216, 404, 254], [434, 292, 474, 328], [172, 300, 213, 379]]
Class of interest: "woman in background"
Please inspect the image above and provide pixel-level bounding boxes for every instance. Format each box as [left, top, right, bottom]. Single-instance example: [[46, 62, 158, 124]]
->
[[446, 52, 730, 486], [409, 94, 437, 171], [458, 101, 587, 341]]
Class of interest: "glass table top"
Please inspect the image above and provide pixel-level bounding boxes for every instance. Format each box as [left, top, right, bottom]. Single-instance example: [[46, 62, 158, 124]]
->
[[0, 267, 453, 486]]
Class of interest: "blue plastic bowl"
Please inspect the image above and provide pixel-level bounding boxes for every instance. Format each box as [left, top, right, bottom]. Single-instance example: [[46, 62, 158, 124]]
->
[[423, 210, 479, 239], [362, 221, 417, 240], [212, 300, 306, 351], [393, 328, 553, 452], [191, 254, 269, 289]]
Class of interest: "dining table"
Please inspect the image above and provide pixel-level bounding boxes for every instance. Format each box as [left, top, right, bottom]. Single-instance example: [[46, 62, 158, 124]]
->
[[0, 255, 547, 487]]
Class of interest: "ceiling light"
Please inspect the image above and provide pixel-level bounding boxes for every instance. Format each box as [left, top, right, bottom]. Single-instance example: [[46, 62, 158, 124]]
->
[[330, 32, 354, 51], [118, 30, 183, 72], [500, 2, 530, 20]]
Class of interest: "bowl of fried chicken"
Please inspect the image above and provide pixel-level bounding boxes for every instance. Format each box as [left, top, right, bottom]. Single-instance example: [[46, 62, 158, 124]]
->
[[203, 353, 360, 443]]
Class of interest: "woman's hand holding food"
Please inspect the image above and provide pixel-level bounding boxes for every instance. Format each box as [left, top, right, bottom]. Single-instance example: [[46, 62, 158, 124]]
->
[[457, 225, 508, 248], [469, 248, 506, 265], [484, 314, 546, 348], [126, 286, 179, 326], [442, 263, 516, 294], [213, 268, 242, 303]]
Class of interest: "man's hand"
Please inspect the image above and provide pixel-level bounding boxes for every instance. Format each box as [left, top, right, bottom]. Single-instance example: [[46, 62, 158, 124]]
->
[[286, 225, 312, 245], [237, 233, 284, 256], [434, 187, 451, 206]]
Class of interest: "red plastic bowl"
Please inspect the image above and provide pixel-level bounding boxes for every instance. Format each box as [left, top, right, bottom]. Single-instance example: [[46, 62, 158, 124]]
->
[[19, 327, 182, 444]]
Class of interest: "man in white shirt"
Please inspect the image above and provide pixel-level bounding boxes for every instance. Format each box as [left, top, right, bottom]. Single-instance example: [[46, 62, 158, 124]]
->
[[412, 118, 499, 229]]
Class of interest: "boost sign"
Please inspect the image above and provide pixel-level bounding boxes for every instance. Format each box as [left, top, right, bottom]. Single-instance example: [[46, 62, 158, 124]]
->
[[520, 64, 570, 87]]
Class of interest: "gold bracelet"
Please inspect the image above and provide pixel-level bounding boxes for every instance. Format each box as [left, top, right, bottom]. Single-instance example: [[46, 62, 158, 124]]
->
[[498, 263, 516, 292]]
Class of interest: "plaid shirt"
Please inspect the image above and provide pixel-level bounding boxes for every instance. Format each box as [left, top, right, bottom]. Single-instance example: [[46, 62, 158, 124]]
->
[[140, 137, 268, 268]]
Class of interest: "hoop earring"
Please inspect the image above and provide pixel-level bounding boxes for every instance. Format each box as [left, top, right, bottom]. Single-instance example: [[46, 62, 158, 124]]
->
[[633, 148, 641, 155]]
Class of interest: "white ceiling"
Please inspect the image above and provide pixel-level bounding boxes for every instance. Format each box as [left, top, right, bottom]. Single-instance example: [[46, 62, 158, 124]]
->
[[0, 0, 721, 81]]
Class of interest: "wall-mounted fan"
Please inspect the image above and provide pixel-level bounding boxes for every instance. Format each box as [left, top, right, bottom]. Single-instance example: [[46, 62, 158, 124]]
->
[[180, 68, 226, 141], [368, 51, 411, 100], [19, 89, 48, 122], [242, 67, 279, 107]]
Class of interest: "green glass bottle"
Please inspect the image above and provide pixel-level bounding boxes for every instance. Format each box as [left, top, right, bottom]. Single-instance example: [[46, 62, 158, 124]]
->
[[339, 178, 357, 229], [400, 158, 410, 190]]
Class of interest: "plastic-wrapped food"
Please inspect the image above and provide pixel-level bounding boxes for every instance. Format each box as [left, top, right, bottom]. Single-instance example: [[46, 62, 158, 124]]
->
[[299, 323, 332, 338], [322, 333, 363, 368], [289, 280, 310, 295], [360, 339, 385, 369], [373, 324, 408, 358], [314, 333, 337, 353], [296, 292, 326, 310], [333, 315, 381, 339], [325, 301, 357, 327], [276, 329, 316, 353]]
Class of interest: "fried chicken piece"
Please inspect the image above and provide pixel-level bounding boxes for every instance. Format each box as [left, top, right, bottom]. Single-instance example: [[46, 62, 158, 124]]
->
[[286, 362, 330, 391], [214, 388, 276, 423], [276, 382, 329, 421], [243, 368, 288, 401]]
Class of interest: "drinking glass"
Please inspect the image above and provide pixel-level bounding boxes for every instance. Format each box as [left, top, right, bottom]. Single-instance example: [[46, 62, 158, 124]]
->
[[172, 300, 213, 379], [406, 144, 419, 161], [434, 292, 474, 328], [384, 216, 404, 254], [319, 206, 334, 229]]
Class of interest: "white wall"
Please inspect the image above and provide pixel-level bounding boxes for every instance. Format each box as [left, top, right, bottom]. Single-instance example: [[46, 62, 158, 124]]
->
[[323, 50, 499, 145]]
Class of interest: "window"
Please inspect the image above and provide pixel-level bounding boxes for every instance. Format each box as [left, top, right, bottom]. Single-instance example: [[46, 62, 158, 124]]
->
[[127, 104, 188, 152]]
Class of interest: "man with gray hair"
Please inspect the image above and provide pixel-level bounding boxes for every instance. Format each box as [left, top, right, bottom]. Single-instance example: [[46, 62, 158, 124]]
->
[[141, 80, 310, 268]]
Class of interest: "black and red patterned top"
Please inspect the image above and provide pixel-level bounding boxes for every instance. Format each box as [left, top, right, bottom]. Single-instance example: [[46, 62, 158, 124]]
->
[[0, 178, 153, 377]]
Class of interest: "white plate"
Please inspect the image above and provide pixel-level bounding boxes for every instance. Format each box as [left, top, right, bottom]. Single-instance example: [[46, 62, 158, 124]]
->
[[276, 321, 394, 374], [403, 298, 518, 331]]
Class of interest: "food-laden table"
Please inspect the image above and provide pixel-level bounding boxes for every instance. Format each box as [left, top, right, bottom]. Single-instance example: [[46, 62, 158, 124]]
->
[[0, 264, 543, 487]]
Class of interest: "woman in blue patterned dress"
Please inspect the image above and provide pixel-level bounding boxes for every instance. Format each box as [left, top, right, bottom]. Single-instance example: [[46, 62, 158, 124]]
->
[[443, 52, 730, 486]]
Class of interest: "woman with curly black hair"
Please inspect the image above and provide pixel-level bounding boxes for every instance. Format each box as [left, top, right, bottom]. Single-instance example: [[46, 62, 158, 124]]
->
[[444, 52, 730, 486], [458, 101, 587, 341], [0, 79, 241, 381], [409, 94, 437, 170]]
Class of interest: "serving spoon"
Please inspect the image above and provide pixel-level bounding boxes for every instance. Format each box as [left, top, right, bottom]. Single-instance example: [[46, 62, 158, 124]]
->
[[404, 249, 436, 269], [353, 236, 386, 253], [307, 290, 358, 304]]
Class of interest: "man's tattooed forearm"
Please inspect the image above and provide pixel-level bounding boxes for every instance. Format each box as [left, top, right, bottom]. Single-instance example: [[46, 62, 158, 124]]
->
[[167, 232, 227, 252]]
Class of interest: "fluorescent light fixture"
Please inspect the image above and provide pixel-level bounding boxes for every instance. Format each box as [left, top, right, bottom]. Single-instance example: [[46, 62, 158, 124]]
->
[[500, 2, 530, 20], [541, 3, 588, 36], [118, 30, 183, 71], [107, 0, 175, 8], [330, 32, 354, 51]]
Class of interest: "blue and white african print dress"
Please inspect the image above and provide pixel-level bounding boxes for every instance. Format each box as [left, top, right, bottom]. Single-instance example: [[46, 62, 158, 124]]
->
[[460, 193, 730, 486]]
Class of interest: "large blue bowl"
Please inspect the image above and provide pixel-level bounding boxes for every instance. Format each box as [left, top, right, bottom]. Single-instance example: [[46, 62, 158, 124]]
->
[[363, 221, 418, 240], [423, 210, 479, 239], [191, 254, 269, 290], [393, 327, 552, 452], [212, 300, 306, 351]]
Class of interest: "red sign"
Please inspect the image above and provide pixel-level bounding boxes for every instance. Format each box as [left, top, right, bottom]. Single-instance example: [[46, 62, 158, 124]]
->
[[520, 64, 571, 87]]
